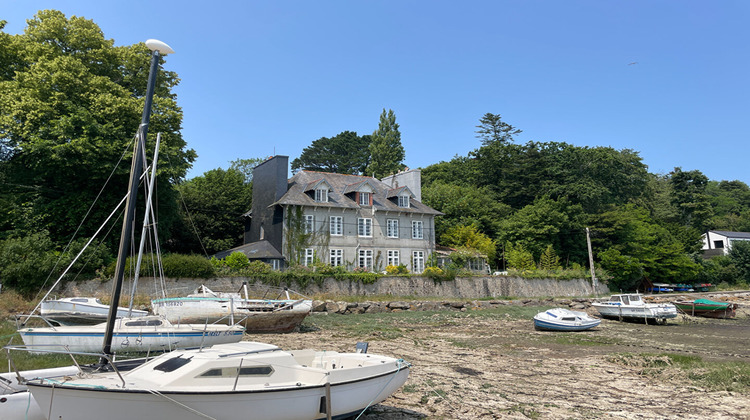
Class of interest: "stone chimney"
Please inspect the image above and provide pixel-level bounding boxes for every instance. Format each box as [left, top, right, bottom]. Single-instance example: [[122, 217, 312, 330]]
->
[[381, 168, 422, 201]]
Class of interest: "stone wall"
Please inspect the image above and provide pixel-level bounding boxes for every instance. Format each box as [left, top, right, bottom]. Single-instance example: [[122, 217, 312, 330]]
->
[[61, 275, 609, 299]]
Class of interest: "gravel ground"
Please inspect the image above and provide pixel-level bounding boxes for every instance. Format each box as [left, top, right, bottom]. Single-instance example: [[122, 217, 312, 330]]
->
[[247, 301, 750, 420]]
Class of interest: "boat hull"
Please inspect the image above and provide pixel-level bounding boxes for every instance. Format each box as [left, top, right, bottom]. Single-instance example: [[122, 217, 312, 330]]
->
[[533, 318, 600, 331], [152, 298, 312, 333], [18, 321, 244, 353], [592, 303, 678, 321], [40, 298, 148, 325], [673, 300, 737, 319], [26, 366, 409, 420]]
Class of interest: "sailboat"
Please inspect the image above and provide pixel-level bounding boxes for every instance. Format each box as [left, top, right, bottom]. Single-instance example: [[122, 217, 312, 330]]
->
[[15, 39, 245, 355], [12, 39, 410, 420], [152, 283, 313, 333]]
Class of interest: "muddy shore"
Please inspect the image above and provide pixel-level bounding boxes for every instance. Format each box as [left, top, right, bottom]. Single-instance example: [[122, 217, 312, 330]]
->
[[250, 296, 750, 420]]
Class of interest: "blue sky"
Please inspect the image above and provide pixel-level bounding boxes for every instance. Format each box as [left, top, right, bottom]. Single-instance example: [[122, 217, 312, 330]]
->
[[4, 1, 749, 183]]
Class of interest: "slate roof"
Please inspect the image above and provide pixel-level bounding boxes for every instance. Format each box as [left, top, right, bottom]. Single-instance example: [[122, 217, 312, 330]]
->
[[710, 230, 750, 239], [272, 170, 442, 215], [213, 240, 283, 260]]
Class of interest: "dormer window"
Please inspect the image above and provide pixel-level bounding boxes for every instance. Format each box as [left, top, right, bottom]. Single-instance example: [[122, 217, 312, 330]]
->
[[359, 192, 371, 206], [398, 195, 409, 208], [315, 188, 328, 203]]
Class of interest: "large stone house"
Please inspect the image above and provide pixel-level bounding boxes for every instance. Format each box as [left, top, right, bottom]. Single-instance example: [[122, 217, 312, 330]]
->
[[240, 156, 442, 272]]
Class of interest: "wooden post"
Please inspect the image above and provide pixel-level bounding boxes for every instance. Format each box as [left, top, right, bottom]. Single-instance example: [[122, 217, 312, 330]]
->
[[586, 227, 598, 296]]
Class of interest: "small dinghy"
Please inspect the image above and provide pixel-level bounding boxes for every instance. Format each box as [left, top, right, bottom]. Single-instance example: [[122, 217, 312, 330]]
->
[[533, 308, 601, 331]]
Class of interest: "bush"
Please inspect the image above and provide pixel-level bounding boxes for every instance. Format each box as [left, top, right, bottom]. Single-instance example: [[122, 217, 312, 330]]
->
[[422, 266, 444, 279], [0, 232, 59, 296], [103, 253, 216, 279], [224, 252, 250, 270], [245, 260, 272, 275], [385, 264, 409, 275]]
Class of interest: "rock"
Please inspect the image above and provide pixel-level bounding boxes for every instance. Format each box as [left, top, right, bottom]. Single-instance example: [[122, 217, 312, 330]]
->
[[388, 301, 410, 310]]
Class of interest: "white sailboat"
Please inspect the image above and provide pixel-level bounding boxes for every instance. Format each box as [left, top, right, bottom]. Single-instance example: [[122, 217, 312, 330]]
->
[[39, 296, 148, 325], [152, 284, 313, 333], [10, 38, 410, 420]]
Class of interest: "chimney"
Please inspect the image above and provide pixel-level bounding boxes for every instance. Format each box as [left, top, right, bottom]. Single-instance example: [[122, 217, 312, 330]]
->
[[381, 168, 422, 201]]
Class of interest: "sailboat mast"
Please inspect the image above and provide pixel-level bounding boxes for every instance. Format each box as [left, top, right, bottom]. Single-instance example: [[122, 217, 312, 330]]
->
[[102, 40, 174, 358]]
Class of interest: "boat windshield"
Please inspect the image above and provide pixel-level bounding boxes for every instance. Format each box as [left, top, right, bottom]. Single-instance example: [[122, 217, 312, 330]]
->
[[608, 296, 622, 303]]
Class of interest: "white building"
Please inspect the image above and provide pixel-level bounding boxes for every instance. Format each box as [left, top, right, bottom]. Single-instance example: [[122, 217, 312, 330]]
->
[[702, 230, 750, 256]]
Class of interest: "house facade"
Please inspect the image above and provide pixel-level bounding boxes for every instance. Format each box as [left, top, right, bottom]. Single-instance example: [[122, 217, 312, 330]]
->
[[243, 156, 442, 273], [702, 230, 750, 257]]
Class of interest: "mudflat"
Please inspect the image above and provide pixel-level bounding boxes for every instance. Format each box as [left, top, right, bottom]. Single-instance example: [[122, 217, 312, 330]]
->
[[249, 301, 750, 419]]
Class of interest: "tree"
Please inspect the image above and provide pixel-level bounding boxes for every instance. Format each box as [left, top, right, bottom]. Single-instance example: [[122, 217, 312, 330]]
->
[[591, 204, 700, 290], [422, 181, 511, 240], [669, 167, 713, 231], [229, 157, 265, 183], [168, 168, 251, 255], [440, 224, 497, 262], [475, 113, 521, 146], [367, 109, 405, 179], [291, 131, 371, 174], [729, 241, 750, 285], [539, 245, 562, 270], [505, 242, 535, 271], [0, 10, 195, 251]]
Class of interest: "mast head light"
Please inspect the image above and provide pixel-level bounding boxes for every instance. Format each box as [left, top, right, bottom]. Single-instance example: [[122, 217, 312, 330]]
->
[[145, 39, 175, 55]]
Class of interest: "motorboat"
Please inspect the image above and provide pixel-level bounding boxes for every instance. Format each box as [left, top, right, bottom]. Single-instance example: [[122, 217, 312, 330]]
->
[[152, 284, 312, 333], [23, 341, 410, 420], [592, 293, 677, 323], [17, 315, 244, 354], [40, 296, 148, 325], [533, 308, 601, 331], [673, 298, 738, 319]]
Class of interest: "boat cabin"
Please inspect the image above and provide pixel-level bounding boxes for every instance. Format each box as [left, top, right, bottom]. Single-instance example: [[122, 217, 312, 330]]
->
[[607, 294, 643, 306]]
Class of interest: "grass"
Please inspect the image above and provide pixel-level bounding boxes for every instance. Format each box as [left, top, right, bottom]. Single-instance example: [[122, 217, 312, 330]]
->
[[608, 352, 750, 392]]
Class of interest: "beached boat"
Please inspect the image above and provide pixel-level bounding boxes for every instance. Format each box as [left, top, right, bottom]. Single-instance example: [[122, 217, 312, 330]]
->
[[152, 284, 312, 333], [673, 298, 738, 319], [533, 308, 601, 331], [23, 340, 410, 420], [39, 296, 148, 325], [592, 293, 677, 323], [17, 315, 245, 354]]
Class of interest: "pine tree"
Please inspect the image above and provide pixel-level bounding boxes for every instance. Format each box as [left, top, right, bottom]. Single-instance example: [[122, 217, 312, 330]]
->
[[367, 109, 405, 179]]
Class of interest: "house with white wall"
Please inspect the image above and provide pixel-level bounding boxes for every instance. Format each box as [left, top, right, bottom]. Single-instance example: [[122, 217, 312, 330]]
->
[[702, 230, 750, 257], [242, 156, 441, 272]]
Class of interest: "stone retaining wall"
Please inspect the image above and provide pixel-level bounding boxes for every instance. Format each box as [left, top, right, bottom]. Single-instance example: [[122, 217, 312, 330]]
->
[[61, 275, 610, 300]]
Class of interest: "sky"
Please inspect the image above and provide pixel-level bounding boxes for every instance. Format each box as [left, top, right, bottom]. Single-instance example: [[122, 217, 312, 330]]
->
[[4, 1, 749, 183]]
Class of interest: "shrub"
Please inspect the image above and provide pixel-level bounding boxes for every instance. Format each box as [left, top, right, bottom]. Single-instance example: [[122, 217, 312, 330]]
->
[[246, 260, 272, 275], [224, 252, 250, 270], [385, 264, 409, 275], [422, 266, 444, 279], [104, 253, 216, 279], [0, 232, 59, 295]]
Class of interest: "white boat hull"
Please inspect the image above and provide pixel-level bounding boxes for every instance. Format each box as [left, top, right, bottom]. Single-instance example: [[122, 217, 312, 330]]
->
[[28, 369, 408, 420], [18, 317, 244, 353], [152, 298, 312, 333], [40, 297, 147, 325], [592, 302, 678, 320]]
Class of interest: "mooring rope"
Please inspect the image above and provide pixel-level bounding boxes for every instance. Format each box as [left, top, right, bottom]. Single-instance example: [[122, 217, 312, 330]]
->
[[147, 389, 217, 420], [354, 358, 408, 420]]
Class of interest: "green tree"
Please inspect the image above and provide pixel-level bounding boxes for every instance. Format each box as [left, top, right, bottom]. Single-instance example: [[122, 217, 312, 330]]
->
[[539, 245, 561, 270], [505, 242, 535, 271], [592, 204, 700, 290], [0, 10, 194, 250], [475, 112, 521, 146], [440, 224, 497, 262], [498, 197, 586, 263], [669, 167, 714, 231], [229, 157, 265, 183], [367, 109, 405, 178], [169, 168, 251, 255], [422, 181, 511, 240], [291, 131, 371, 174], [729, 241, 750, 284]]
